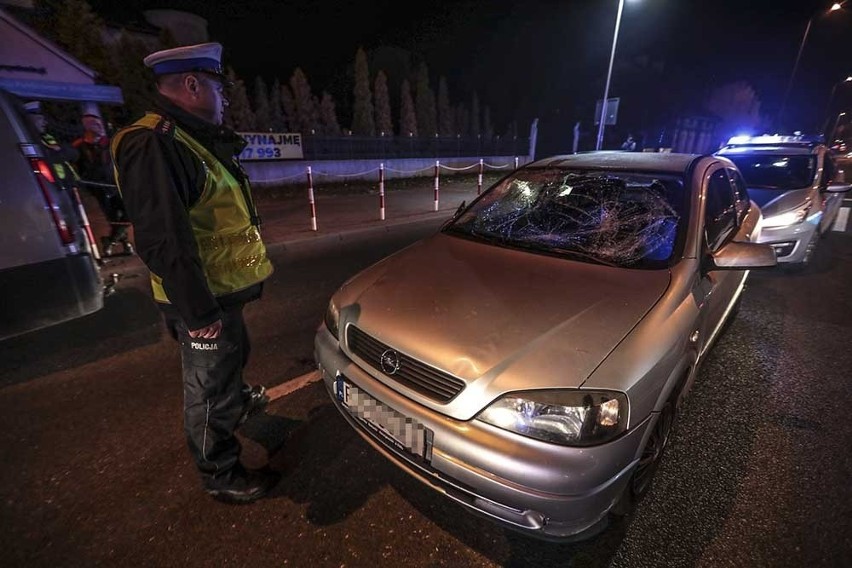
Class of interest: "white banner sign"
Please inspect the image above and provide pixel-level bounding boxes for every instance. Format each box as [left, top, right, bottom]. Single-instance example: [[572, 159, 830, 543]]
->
[[238, 132, 303, 161], [593, 97, 620, 126]]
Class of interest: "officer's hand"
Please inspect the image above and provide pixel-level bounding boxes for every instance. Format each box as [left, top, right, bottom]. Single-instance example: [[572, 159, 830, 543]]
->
[[189, 319, 223, 339]]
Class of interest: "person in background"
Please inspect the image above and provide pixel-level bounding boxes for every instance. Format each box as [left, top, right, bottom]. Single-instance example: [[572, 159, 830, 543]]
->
[[110, 42, 278, 504], [73, 113, 133, 256], [621, 133, 637, 152], [25, 101, 108, 263], [24, 100, 79, 188]]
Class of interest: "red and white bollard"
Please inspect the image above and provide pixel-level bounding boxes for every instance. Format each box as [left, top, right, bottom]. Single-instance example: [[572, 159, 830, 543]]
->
[[433, 160, 440, 211], [379, 163, 385, 220], [307, 166, 317, 231], [71, 186, 102, 262], [477, 158, 484, 195]]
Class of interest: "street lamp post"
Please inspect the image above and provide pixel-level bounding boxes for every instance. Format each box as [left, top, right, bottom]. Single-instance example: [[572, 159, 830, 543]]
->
[[822, 75, 852, 136], [595, 0, 626, 151], [778, 2, 845, 129], [829, 111, 847, 142]]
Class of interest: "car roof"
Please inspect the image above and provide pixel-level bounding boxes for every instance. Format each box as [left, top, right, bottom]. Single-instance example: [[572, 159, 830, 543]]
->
[[528, 151, 704, 174], [717, 134, 825, 156]]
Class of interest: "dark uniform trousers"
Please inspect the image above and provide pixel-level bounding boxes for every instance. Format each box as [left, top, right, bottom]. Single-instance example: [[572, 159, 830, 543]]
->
[[85, 183, 130, 245], [163, 304, 252, 483]]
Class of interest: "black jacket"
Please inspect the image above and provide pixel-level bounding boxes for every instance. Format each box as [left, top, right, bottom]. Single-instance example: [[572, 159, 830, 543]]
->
[[112, 96, 261, 330]]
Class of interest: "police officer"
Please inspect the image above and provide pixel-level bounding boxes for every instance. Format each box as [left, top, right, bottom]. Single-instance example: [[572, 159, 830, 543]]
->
[[110, 42, 279, 503], [25, 101, 103, 263], [24, 101, 79, 189], [73, 113, 133, 256]]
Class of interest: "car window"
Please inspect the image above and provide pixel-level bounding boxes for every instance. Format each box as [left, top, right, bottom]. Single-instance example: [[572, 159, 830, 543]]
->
[[705, 168, 736, 251], [727, 154, 817, 190], [445, 168, 686, 267], [726, 167, 750, 224]]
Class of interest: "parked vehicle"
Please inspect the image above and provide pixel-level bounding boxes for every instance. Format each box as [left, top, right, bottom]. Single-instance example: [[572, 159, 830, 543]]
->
[[314, 152, 776, 541], [716, 134, 851, 265], [0, 89, 103, 341]]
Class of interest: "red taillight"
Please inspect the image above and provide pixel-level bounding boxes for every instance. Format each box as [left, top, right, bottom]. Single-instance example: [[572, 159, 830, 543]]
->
[[30, 158, 75, 245], [36, 159, 56, 183]]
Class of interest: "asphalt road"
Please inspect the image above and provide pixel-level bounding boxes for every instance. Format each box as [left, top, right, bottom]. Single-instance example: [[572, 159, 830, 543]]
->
[[1, 218, 851, 567]]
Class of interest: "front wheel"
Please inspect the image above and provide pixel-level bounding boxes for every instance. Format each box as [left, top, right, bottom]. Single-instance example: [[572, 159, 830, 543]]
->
[[801, 235, 818, 263], [611, 399, 676, 517]]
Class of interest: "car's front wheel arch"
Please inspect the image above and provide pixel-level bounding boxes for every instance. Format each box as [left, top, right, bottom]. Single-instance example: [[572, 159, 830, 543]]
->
[[611, 368, 686, 517]]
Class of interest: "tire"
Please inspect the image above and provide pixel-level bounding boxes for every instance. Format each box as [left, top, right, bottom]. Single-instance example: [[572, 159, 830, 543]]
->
[[781, 236, 817, 273], [801, 236, 818, 264], [611, 398, 676, 517]]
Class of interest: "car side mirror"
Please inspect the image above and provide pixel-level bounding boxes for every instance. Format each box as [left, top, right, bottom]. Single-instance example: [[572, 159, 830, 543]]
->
[[707, 240, 777, 271]]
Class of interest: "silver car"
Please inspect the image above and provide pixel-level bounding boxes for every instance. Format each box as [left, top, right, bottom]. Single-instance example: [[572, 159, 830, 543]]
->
[[716, 135, 851, 266], [0, 89, 103, 341], [314, 152, 776, 541]]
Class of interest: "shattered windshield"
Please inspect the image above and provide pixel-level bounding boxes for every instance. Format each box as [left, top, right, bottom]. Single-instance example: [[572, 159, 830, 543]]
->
[[727, 155, 816, 190], [445, 168, 685, 267]]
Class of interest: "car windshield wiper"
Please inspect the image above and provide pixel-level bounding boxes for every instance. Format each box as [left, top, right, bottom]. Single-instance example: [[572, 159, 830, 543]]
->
[[443, 224, 490, 241], [503, 239, 622, 268], [543, 246, 622, 268]]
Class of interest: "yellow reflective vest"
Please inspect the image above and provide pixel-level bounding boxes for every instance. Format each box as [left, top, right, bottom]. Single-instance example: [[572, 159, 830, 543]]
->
[[112, 113, 273, 303], [42, 133, 77, 182]]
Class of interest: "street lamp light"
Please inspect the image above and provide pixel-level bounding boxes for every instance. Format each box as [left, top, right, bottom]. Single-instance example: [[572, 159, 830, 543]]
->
[[778, 1, 846, 128], [595, 0, 635, 151]]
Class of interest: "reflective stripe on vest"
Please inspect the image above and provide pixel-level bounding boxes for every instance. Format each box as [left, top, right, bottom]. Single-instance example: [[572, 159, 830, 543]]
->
[[41, 133, 74, 180], [111, 113, 273, 302]]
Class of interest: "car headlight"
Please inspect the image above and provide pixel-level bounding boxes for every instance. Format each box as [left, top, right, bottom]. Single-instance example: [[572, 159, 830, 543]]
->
[[761, 202, 811, 228], [324, 297, 340, 339], [477, 389, 628, 447]]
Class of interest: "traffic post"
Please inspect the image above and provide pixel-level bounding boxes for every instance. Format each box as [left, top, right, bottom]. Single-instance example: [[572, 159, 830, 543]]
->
[[434, 160, 440, 211], [306, 166, 317, 231]]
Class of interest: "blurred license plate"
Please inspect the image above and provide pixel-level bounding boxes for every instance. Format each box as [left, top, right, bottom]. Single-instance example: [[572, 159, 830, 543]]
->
[[335, 374, 425, 457]]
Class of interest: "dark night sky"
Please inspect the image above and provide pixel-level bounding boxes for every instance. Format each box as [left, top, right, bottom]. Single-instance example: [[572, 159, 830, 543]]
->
[[88, 0, 852, 153]]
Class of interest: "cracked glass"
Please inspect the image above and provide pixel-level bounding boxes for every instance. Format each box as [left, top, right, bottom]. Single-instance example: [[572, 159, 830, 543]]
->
[[446, 168, 686, 267]]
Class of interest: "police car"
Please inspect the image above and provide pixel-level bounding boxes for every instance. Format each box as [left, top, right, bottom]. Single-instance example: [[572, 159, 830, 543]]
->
[[716, 134, 851, 266]]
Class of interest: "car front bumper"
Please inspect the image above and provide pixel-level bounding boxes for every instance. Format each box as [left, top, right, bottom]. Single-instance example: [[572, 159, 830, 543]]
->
[[757, 216, 819, 263], [314, 326, 652, 541]]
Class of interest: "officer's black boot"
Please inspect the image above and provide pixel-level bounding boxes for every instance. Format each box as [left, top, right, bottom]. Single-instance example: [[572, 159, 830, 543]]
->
[[204, 463, 280, 504]]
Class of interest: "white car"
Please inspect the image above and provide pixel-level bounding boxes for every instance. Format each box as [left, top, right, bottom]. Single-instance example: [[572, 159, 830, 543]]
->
[[717, 134, 851, 265]]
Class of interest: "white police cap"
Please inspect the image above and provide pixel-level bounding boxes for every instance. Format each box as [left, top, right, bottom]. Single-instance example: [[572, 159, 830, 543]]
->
[[143, 42, 226, 79], [24, 100, 42, 114]]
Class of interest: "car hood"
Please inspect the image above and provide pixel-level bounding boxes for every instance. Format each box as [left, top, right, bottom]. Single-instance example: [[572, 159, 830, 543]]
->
[[336, 233, 671, 418], [748, 187, 811, 213]]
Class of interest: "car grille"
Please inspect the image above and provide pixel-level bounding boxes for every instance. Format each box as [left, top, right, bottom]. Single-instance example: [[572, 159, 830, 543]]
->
[[346, 325, 466, 403]]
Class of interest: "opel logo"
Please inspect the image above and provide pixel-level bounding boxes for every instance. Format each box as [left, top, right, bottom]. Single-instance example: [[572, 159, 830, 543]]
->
[[379, 349, 401, 375]]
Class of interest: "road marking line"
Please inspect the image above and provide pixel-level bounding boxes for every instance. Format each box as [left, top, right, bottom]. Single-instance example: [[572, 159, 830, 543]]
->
[[268, 370, 321, 401], [832, 207, 850, 232]]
